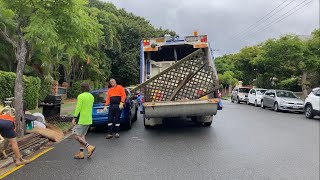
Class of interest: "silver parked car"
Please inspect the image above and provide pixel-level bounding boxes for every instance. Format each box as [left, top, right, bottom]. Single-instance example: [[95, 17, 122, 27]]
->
[[231, 87, 251, 104], [261, 89, 304, 112]]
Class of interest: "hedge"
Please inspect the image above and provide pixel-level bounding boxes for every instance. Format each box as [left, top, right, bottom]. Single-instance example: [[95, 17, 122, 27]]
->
[[67, 80, 95, 98], [0, 71, 50, 110]]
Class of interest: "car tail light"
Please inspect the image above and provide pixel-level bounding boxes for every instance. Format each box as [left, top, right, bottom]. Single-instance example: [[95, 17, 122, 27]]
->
[[200, 35, 207, 42]]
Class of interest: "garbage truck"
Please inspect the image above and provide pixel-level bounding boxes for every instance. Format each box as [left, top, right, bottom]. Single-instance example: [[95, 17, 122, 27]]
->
[[132, 32, 221, 128]]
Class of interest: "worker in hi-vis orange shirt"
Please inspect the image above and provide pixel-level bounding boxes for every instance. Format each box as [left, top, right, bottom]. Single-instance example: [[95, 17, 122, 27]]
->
[[104, 78, 126, 139]]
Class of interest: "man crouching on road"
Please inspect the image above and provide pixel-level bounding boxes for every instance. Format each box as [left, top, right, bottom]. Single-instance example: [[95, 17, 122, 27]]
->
[[104, 78, 126, 139], [0, 107, 30, 166], [72, 83, 96, 159]]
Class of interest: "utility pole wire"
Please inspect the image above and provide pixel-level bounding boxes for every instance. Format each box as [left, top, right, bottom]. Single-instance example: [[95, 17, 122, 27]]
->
[[231, 0, 291, 39], [244, 0, 313, 42], [235, 0, 298, 40]]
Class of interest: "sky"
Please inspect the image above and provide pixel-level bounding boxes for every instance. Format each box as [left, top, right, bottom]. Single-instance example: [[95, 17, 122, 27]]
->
[[102, 0, 319, 56]]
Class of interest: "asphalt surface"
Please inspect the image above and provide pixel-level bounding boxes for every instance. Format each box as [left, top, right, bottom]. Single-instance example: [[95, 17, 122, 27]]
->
[[5, 100, 320, 180]]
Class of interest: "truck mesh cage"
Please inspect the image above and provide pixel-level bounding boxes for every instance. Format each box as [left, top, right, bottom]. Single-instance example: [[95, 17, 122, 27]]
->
[[132, 49, 218, 102]]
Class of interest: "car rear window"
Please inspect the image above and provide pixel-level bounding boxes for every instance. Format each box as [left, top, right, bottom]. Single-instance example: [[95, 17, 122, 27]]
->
[[239, 88, 250, 93], [257, 90, 266, 95], [276, 91, 297, 98], [92, 92, 106, 104]]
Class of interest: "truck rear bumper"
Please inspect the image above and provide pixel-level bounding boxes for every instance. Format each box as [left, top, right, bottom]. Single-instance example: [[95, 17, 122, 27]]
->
[[143, 99, 219, 118]]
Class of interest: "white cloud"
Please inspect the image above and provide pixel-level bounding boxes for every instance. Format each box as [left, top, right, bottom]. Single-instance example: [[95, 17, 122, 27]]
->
[[102, 0, 319, 55]]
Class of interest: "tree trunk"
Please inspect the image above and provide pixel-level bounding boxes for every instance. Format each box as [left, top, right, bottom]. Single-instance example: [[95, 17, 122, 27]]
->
[[14, 38, 28, 137], [302, 71, 308, 100], [228, 84, 233, 94]]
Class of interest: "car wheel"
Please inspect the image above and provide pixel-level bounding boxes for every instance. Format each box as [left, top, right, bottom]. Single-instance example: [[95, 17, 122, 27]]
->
[[261, 101, 265, 109], [124, 112, 132, 130], [274, 102, 279, 112], [236, 97, 240, 104], [305, 104, 315, 119], [254, 100, 258, 107], [133, 108, 138, 121], [231, 97, 234, 103], [201, 121, 212, 127]]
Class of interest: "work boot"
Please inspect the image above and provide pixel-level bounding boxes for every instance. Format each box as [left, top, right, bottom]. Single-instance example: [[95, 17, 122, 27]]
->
[[74, 151, 84, 159], [87, 145, 96, 158], [106, 134, 113, 139], [114, 133, 120, 138], [15, 157, 30, 166]]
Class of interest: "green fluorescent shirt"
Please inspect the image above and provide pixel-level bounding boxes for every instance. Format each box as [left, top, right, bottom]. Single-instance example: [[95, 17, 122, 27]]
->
[[73, 92, 94, 125]]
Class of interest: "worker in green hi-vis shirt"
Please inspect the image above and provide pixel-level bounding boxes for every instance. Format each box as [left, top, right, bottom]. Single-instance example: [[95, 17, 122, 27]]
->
[[72, 83, 96, 159]]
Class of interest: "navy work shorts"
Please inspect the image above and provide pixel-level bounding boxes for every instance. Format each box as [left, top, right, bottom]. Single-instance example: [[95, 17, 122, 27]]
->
[[0, 119, 16, 138]]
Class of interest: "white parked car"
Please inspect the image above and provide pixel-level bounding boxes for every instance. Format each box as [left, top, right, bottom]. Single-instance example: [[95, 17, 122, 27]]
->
[[247, 88, 267, 106], [304, 87, 320, 119]]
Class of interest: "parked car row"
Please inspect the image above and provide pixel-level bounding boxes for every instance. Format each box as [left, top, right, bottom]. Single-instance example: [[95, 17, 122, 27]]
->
[[231, 87, 320, 119]]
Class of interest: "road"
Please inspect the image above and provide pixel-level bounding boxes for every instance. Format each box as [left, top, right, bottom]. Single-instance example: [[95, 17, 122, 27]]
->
[[5, 100, 320, 180]]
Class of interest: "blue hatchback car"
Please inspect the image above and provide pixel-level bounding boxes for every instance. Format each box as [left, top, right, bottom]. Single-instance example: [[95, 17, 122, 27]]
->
[[90, 88, 138, 130]]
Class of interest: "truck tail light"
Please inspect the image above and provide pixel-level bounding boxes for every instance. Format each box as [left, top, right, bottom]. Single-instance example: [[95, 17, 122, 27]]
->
[[200, 35, 207, 42], [143, 39, 150, 46]]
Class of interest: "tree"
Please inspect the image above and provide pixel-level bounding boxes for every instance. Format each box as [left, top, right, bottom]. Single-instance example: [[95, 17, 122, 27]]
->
[[0, 0, 102, 136], [218, 71, 238, 95]]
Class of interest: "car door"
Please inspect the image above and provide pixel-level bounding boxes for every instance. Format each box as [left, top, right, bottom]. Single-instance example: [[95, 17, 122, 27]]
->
[[248, 89, 255, 104], [269, 90, 276, 107], [263, 90, 270, 107], [125, 89, 136, 119], [313, 89, 320, 111], [265, 90, 274, 107]]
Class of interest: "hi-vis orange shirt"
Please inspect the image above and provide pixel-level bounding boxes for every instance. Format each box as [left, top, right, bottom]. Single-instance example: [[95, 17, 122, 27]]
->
[[0, 114, 16, 130], [105, 85, 126, 105]]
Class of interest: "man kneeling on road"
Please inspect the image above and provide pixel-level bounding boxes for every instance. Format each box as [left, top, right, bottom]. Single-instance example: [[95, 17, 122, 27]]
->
[[72, 83, 96, 159], [104, 78, 126, 139], [0, 107, 30, 166]]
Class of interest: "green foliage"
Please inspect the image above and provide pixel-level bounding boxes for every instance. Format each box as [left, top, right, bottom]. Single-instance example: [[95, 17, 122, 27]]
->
[[0, 71, 41, 109], [38, 77, 52, 102], [0, 71, 15, 104], [218, 71, 238, 87], [24, 76, 41, 110], [215, 29, 320, 91], [278, 78, 301, 92], [67, 80, 95, 98]]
